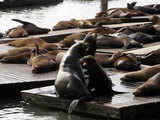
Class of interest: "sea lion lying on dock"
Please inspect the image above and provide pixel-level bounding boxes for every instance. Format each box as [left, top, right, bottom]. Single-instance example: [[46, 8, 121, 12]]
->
[[127, 2, 160, 14], [114, 53, 141, 71], [117, 23, 156, 35], [28, 44, 57, 73], [59, 33, 87, 48], [8, 37, 58, 51], [0, 47, 32, 63], [140, 49, 160, 65], [120, 64, 160, 82], [133, 72, 160, 96], [52, 19, 94, 31], [128, 32, 160, 44], [7, 19, 50, 38], [59, 26, 116, 48], [96, 8, 145, 18], [55, 41, 92, 113], [96, 34, 143, 49]]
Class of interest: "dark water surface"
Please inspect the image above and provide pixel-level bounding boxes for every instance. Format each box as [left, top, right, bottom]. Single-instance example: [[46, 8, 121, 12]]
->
[[0, 0, 160, 120]]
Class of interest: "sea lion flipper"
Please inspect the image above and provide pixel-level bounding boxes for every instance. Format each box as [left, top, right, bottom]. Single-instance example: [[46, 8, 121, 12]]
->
[[68, 99, 79, 114], [12, 19, 34, 26]]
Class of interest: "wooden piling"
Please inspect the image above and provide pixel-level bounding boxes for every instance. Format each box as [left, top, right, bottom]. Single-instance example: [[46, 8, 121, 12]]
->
[[101, 0, 108, 12]]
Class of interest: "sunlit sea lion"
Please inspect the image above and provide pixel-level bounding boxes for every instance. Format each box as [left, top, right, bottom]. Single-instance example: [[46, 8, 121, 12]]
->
[[7, 19, 50, 37], [120, 64, 160, 82], [133, 72, 160, 96], [8, 37, 58, 51]]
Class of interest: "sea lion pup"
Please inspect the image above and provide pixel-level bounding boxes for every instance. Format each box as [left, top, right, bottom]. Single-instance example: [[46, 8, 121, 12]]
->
[[59, 32, 87, 48], [7, 19, 50, 37], [140, 49, 160, 65], [96, 34, 143, 49], [133, 72, 160, 96], [128, 32, 160, 44], [114, 53, 141, 71], [120, 64, 160, 82], [55, 41, 92, 114], [28, 44, 57, 73], [127, 2, 160, 14], [8, 37, 58, 51], [82, 55, 124, 96], [82, 55, 113, 96]]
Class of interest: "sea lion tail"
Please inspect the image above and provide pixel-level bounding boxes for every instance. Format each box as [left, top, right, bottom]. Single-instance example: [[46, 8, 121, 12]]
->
[[12, 19, 32, 25]]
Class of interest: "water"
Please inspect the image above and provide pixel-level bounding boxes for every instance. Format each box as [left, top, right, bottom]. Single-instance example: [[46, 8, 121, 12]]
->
[[0, 0, 160, 33], [0, 0, 160, 120]]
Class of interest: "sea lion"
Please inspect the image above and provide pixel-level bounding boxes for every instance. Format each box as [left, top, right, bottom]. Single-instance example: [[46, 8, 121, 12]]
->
[[0, 47, 32, 63], [114, 53, 141, 71], [55, 41, 92, 114], [8, 37, 58, 51], [120, 64, 160, 82], [140, 49, 160, 65], [59, 33, 86, 48], [28, 44, 57, 73], [127, 2, 160, 14], [82, 55, 113, 96], [117, 23, 156, 35], [128, 32, 160, 44], [96, 34, 143, 49], [96, 8, 145, 18], [7, 26, 28, 38], [52, 19, 94, 31], [133, 72, 160, 96], [7, 19, 50, 37]]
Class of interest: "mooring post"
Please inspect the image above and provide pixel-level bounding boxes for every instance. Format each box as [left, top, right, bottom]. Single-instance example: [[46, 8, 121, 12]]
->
[[101, 0, 108, 12]]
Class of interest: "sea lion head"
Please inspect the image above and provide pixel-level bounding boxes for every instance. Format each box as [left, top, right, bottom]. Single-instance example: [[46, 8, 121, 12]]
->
[[83, 32, 97, 56], [114, 53, 141, 71], [127, 2, 137, 9], [149, 15, 160, 24]]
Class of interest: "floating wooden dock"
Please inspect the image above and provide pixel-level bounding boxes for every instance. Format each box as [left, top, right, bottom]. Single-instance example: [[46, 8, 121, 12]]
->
[[21, 73, 160, 120], [0, 21, 150, 44]]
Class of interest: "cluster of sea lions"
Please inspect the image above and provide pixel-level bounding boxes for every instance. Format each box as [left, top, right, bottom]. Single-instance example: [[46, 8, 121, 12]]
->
[[1, 2, 160, 113]]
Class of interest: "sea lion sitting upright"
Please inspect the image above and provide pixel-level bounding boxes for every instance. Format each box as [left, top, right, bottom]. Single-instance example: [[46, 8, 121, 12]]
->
[[55, 41, 92, 114], [82, 55, 113, 96], [120, 64, 160, 82], [133, 72, 160, 96], [7, 19, 50, 37]]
